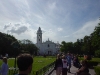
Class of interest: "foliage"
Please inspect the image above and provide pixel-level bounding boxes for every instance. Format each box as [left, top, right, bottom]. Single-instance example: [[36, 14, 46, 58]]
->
[[60, 41, 74, 53], [19, 39, 38, 55], [94, 66, 100, 75], [0, 32, 18, 56], [87, 60, 98, 68], [0, 32, 38, 56], [95, 50, 100, 57], [60, 22, 100, 56]]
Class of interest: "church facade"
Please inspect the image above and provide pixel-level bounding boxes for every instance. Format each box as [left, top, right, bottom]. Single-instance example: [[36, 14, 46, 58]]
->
[[36, 27, 60, 55]]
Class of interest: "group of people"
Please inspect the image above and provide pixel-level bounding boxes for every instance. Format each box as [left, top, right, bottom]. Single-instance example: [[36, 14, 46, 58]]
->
[[0, 53, 90, 75], [54, 53, 90, 75]]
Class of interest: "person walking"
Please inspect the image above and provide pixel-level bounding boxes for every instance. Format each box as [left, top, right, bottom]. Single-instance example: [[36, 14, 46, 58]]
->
[[17, 53, 33, 75], [54, 54, 63, 75], [0, 57, 9, 75], [62, 55, 68, 75], [66, 52, 72, 73]]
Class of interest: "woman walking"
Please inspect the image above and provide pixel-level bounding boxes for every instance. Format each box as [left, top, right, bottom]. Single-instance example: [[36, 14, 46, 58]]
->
[[54, 54, 63, 75]]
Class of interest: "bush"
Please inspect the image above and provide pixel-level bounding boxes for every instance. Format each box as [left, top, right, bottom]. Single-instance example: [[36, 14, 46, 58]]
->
[[87, 60, 98, 68], [95, 50, 100, 58], [94, 66, 100, 75]]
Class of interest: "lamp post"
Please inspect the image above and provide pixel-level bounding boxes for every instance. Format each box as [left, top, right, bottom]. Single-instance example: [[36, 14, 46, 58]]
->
[[11, 41, 20, 75]]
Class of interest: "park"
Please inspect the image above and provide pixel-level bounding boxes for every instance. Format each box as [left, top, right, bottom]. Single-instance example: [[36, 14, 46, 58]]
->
[[0, 0, 100, 75], [0, 22, 100, 75]]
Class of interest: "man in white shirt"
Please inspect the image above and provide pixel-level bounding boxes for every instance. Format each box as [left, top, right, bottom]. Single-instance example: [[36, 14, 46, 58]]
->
[[62, 55, 68, 75]]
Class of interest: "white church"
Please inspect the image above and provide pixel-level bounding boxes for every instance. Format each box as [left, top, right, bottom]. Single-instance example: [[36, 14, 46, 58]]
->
[[36, 27, 61, 55]]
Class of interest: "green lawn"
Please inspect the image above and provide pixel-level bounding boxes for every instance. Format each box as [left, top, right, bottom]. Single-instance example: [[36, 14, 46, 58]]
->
[[32, 56, 56, 71], [0, 56, 56, 72], [91, 58, 100, 63], [78, 57, 100, 63]]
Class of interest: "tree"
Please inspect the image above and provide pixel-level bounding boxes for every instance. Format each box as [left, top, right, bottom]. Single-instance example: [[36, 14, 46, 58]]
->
[[19, 39, 38, 55], [60, 41, 67, 53], [60, 41, 74, 53], [95, 50, 100, 58], [0, 32, 18, 56], [91, 23, 100, 50]]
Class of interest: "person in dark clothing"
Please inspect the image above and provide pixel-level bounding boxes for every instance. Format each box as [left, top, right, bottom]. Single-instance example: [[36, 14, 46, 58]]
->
[[54, 54, 63, 75], [75, 60, 90, 75], [73, 56, 80, 68], [17, 53, 33, 75]]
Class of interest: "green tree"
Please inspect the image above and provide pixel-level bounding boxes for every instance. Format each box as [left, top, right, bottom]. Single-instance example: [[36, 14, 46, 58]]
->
[[0, 32, 18, 56], [19, 39, 38, 55], [60, 41, 74, 53], [91, 23, 100, 50], [95, 50, 100, 57]]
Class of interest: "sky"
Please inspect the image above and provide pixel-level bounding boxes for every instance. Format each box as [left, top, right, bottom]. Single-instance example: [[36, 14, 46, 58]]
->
[[0, 0, 100, 44]]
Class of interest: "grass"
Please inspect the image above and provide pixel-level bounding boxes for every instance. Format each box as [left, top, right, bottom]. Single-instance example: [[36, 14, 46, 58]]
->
[[91, 58, 100, 63], [0, 56, 56, 74], [32, 56, 56, 71], [78, 57, 100, 63]]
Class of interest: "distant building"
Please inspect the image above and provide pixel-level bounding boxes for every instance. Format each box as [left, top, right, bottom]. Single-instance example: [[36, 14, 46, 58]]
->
[[36, 27, 60, 55]]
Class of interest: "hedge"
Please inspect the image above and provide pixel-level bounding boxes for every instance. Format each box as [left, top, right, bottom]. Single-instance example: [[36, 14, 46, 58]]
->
[[87, 60, 99, 66], [94, 66, 100, 75]]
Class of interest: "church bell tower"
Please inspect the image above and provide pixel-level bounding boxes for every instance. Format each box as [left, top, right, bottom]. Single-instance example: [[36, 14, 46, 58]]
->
[[37, 27, 42, 44]]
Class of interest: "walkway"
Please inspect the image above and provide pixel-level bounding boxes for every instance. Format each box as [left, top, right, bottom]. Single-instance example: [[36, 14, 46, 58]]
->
[[50, 64, 95, 75]]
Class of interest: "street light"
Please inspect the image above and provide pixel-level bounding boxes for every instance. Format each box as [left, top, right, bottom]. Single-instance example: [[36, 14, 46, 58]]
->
[[11, 41, 20, 75]]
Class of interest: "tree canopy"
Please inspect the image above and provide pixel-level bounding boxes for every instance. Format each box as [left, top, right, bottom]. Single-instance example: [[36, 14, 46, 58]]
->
[[60, 22, 100, 57]]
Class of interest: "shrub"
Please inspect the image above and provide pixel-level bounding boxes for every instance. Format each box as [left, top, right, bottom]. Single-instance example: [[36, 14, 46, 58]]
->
[[87, 60, 98, 68], [95, 50, 100, 58], [94, 66, 100, 75]]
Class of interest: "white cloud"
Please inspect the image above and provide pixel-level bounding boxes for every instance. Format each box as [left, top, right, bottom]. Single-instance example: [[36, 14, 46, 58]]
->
[[48, 2, 56, 11], [57, 28, 63, 31], [73, 19, 99, 38], [0, 0, 100, 44], [62, 19, 99, 42]]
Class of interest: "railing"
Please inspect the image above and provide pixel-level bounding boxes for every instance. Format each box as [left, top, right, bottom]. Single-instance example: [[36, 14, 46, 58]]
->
[[9, 67, 19, 75], [8, 61, 55, 75]]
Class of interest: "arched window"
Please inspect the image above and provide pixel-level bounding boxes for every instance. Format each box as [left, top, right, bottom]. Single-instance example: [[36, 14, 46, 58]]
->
[[39, 35, 40, 38]]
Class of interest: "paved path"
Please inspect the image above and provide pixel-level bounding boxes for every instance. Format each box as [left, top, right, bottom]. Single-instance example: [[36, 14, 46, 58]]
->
[[50, 65, 95, 75]]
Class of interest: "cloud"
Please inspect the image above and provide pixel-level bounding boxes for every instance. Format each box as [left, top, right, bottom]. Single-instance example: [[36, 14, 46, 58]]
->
[[4, 25, 10, 29], [62, 19, 100, 42], [73, 19, 99, 38], [48, 1, 56, 11], [0, 0, 100, 44], [57, 28, 63, 31], [8, 26, 28, 34]]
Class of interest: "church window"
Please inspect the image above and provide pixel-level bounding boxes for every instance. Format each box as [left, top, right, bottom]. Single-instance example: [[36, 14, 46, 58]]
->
[[48, 44, 50, 47], [39, 39, 40, 41], [39, 35, 40, 38]]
